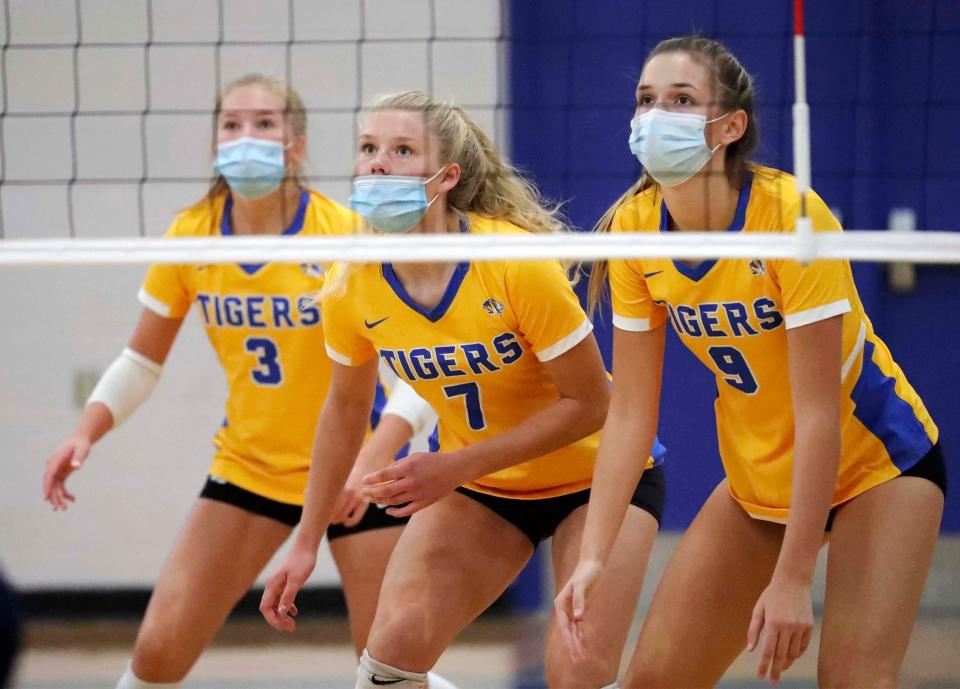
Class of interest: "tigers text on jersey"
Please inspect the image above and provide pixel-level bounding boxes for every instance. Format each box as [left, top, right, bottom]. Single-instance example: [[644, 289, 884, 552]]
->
[[609, 166, 937, 522], [323, 213, 663, 500], [139, 190, 361, 504]]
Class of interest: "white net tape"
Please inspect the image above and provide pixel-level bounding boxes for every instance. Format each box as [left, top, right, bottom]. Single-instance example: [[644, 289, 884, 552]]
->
[[2, 230, 960, 266]]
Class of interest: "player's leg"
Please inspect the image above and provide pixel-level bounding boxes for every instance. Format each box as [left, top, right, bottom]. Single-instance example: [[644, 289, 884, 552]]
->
[[547, 503, 658, 688], [818, 457, 944, 689], [621, 481, 784, 689], [329, 513, 407, 657], [329, 510, 461, 689], [545, 466, 664, 689], [124, 494, 293, 684], [361, 491, 534, 678]]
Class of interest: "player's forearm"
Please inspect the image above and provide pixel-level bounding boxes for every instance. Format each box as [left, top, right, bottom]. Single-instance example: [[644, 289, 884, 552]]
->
[[380, 379, 435, 437], [447, 394, 606, 482], [75, 402, 115, 445], [579, 408, 655, 565], [355, 414, 415, 475], [295, 400, 371, 551], [774, 416, 839, 585]]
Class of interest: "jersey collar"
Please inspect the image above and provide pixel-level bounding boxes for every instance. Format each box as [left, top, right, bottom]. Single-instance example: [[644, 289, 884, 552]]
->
[[660, 172, 752, 282], [220, 190, 310, 275], [381, 216, 471, 323]]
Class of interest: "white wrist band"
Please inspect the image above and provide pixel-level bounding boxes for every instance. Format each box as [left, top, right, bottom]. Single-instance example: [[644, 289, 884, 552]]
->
[[87, 347, 163, 428]]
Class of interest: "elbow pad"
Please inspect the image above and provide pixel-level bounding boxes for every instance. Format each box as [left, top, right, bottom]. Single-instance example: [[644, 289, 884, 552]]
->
[[87, 347, 163, 428], [382, 378, 436, 437]]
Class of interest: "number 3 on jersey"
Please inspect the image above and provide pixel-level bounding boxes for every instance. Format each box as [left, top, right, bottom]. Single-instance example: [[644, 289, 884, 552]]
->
[[707, 345, 758, 394], [245, 337, 283, 386], [443, 382, 487, 430]]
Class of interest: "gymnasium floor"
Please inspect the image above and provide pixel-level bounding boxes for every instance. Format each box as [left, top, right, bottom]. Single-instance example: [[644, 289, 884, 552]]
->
[[13, 612, 960, 688]]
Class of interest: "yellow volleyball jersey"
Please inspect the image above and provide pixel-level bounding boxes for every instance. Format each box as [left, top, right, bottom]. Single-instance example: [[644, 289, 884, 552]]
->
[[609, 166, 937, 522], [322, 213, 605, 500], [139, 190, 361, 504]]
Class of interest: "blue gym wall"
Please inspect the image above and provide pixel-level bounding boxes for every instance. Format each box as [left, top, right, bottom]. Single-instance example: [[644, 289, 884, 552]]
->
[[509, 0, 959, 530]]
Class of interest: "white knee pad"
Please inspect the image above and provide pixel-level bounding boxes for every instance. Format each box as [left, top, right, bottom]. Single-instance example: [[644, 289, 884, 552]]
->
[[115, 662, 182, 689], [356, 649, 427, 689], [598, 684, 619, 689], [426, 671, 460, 689]]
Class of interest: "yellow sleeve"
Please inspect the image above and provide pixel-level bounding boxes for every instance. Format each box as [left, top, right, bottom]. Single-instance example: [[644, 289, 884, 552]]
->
[[768, 191, 852, 330], [320, 265, 378, 367], [504, 258, 593, 362], [608, 205, 667, 332], [138, 222, 193, 319]]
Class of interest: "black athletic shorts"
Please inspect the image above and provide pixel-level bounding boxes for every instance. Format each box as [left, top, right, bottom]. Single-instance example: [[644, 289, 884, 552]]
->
[[825, 442, 946, 531], [199, 476, 410, 538], [325, 504, 410, 541], [455, 465, 666, 546]]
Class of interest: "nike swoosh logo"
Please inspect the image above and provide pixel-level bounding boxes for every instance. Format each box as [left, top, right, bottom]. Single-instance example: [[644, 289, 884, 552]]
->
[[364, 316, 390, 329], [644, 270, 664, 279], [370, 676, 404, 686]]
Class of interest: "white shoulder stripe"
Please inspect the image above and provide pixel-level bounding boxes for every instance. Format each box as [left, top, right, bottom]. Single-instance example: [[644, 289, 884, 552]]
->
[[137, 288, 172, 318], [325, 344, 353, 366], [841, 320, 868, 382], [535, 319, 594, 362], [612, 313, 652, 332], [784, 299, 851, 330]]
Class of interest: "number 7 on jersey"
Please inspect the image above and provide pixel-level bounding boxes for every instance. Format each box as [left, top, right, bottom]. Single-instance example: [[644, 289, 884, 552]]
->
[[442, 382, 487, 430]]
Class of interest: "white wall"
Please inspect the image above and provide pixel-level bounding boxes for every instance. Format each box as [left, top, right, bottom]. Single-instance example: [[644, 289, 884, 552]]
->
[[0, 0, 507, 588]]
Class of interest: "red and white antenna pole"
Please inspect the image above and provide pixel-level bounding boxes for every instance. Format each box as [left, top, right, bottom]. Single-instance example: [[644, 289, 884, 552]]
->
[[793, 0, 815, 260]]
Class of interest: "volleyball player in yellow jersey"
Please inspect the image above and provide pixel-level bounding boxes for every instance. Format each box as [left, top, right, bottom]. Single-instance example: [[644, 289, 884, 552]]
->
[[260, 91, 667, 689], [40, 74, 457, 689], [556, 36, 946, 689]]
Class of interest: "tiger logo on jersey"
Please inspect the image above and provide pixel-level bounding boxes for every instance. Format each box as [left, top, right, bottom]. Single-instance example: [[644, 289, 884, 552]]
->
[[749, 259, 767, 276], [482, 297, 504, 315], [300, 263, 325, 278]]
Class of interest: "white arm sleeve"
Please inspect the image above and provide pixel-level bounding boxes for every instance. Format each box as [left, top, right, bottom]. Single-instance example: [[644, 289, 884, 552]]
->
[[87, 347, 163, 428], [381, 378, 436, 438]]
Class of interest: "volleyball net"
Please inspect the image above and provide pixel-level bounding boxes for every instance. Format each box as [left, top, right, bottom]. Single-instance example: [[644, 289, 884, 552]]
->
[[0, 0, 957, 266]]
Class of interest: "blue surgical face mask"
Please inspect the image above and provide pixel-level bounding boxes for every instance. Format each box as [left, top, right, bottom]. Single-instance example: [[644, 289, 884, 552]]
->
[[213, 137, 287, 200], [628, 109, 728, 187], [349, 167, 446, 234]]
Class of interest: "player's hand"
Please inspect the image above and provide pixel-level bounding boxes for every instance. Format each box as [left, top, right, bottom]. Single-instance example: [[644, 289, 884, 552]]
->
[[361, 452, 462, 517], [260, 546, 316, 632], [330, 464, 372, 527], [554, 558, 604, 662], [43, 434, 93, 511], [746, 575, 813, 684]]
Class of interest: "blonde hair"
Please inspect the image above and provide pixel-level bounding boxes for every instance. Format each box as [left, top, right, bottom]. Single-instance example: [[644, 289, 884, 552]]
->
[[370, 91, 567, 235], [322, 91, 572, 300], [586, 35, 760, 314], [198, 73, 308, 207]]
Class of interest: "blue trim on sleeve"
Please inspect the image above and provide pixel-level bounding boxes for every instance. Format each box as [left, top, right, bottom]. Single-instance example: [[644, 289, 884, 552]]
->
[[850, 340, 933, 472], [221, 190, 310, 275], [663, 172, 752, 282]]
